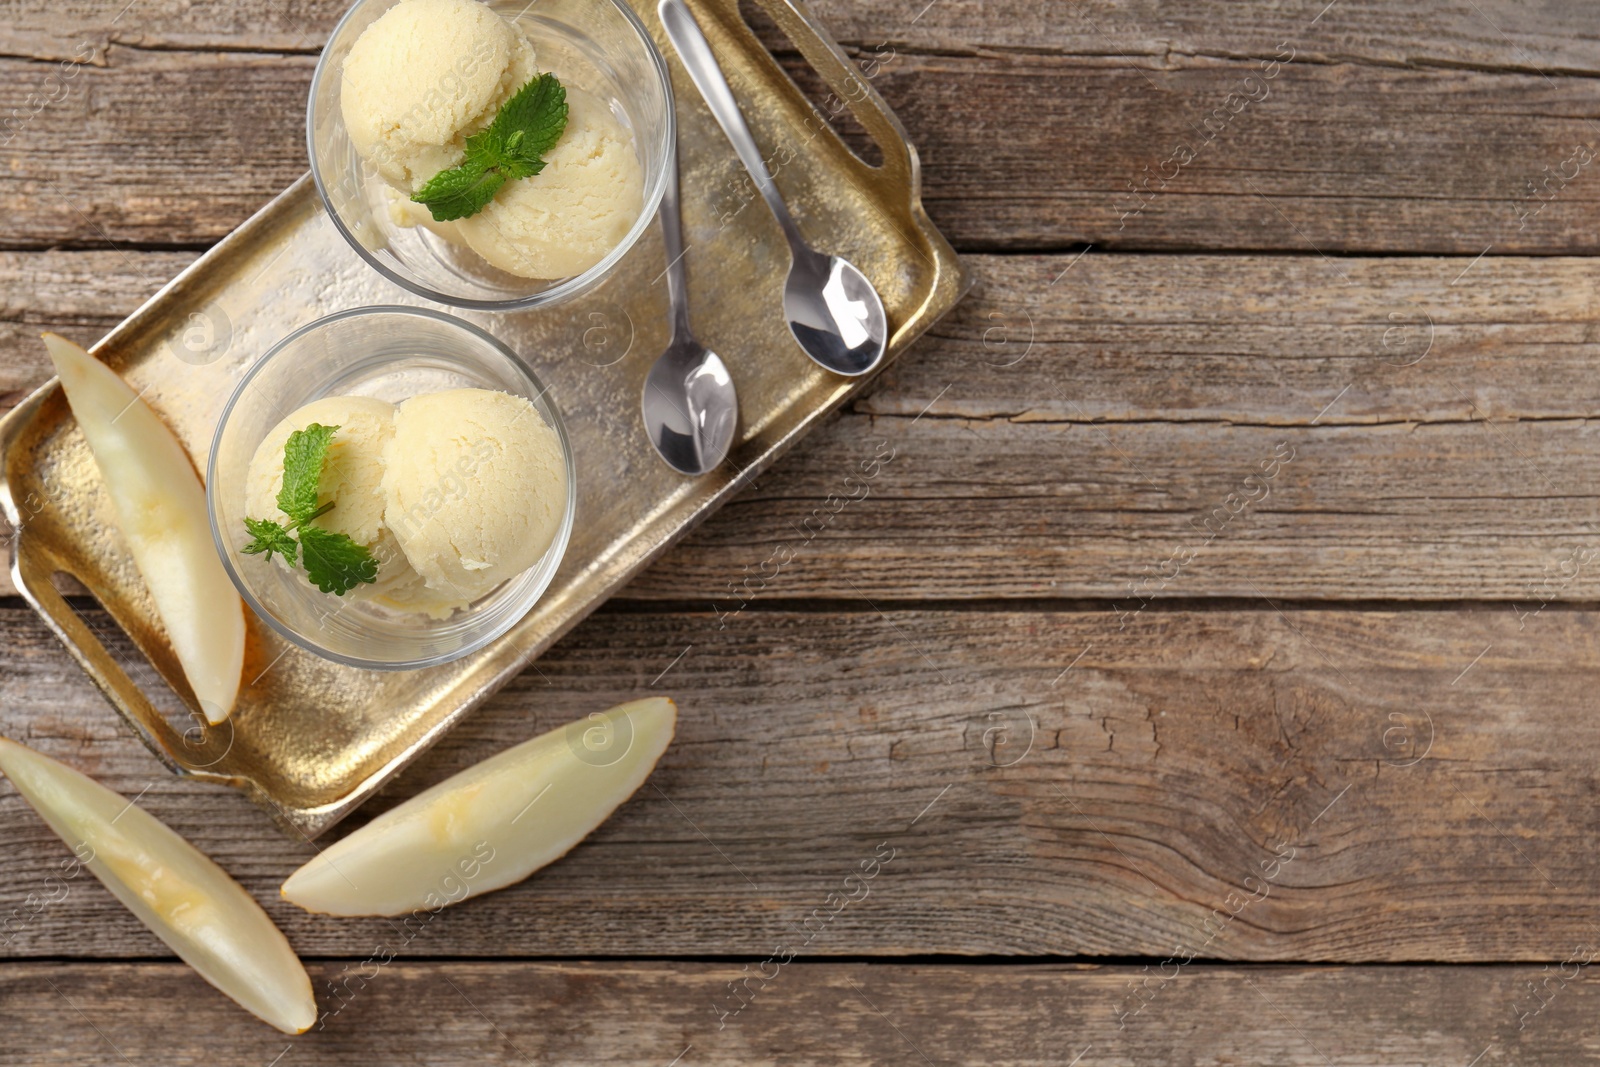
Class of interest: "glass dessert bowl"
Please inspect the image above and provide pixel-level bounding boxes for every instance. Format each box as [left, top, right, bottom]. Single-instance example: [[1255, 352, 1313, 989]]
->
[[308, 0, 674, 311], [207, 306, 576, 670]]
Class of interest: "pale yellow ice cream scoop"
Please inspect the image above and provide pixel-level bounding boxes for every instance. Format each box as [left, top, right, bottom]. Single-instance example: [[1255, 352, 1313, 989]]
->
[[454, 86, 644, 280], [245, 395, 397, 546], [340, 0, 536, 188], [383, 388, 567, 604], [244, 395, 450, 615]]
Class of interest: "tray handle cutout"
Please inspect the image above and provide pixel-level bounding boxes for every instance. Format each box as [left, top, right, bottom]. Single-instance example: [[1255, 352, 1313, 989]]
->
[[12, 541, 234, 778], [704, 0, 920, 198]]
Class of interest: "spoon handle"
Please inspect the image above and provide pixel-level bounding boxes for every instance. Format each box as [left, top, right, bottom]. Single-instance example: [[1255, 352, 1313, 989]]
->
[[658, 0, 804, 250], [659, 136, 692, 336]]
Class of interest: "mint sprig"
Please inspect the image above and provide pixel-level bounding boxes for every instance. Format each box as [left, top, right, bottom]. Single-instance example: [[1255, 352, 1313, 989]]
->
[[242, 516, 300, 567], [411, 73, 569, 222], [298, 524, 379, 595], [241, 422, 379, 597]]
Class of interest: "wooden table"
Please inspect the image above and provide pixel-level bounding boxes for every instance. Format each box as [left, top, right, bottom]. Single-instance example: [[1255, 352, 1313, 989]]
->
[[3, 0, 1598, 1062]]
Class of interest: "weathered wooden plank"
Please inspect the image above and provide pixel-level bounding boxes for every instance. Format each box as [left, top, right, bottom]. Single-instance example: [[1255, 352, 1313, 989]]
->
[[0, 960, 1586, 1065], [4, 0, 1595, 73], [1, 49, 312, 249], [10, 252, 1600, 603], [5, 47, 1600, 251], [9, 250, 1600, 422], [2, 603, 1598, 960], [638, 413, 1600, 602], [19, 249, 1600, 425]]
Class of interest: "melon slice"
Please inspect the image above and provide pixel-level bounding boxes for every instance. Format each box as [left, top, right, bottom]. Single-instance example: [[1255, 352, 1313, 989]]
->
[[282, 697, 677, 916], [0, 738, 315, 1033], [42, 333, 245, 722]]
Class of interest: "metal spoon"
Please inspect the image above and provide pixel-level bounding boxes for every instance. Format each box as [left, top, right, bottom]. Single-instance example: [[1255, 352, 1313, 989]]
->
[[642, 137, 738, 474], [658, 0, 888, 377]]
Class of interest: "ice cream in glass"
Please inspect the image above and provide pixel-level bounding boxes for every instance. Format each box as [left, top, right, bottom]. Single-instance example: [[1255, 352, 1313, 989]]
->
[[243, 387, 567, 619], [337, 0, 644, 281]]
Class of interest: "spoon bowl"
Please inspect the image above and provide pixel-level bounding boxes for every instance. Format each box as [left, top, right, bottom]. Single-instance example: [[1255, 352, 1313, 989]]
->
[[643, 336, 736, 474], [784, 249, 889, 377]]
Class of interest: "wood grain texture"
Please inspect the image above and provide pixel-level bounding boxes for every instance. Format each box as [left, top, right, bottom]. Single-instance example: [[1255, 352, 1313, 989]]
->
[[13, 250, 1600, 422], [5, 45, 1600, 251], [10, 251, 1600, 603], [1, 960, 1590, 1065], [4, 0, 1596, 71], [2, 602, 1597, 961], [638, 413, 1600, 603]]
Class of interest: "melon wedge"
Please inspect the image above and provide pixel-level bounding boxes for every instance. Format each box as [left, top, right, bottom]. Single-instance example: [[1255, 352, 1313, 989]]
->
[[0, 738, 315, 1033], [282, 697, 677, 916], [42, 333, 244, 723]]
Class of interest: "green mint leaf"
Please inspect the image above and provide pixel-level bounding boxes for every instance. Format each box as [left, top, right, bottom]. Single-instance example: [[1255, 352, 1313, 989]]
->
[[277, 422, 339, 523], [298, 525, 378, 596], [242, 420, 383, 594], [498, 155, 547, 183], [489, 73, 567, 161], [411, 157, 507, 222], [241, 517, 298, 566], [411, 73, 568, 223], [462, 124, 504, 161]]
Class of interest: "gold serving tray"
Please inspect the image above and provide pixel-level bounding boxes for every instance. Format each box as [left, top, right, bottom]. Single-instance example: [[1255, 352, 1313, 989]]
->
[[0, 0, 966, 837]]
